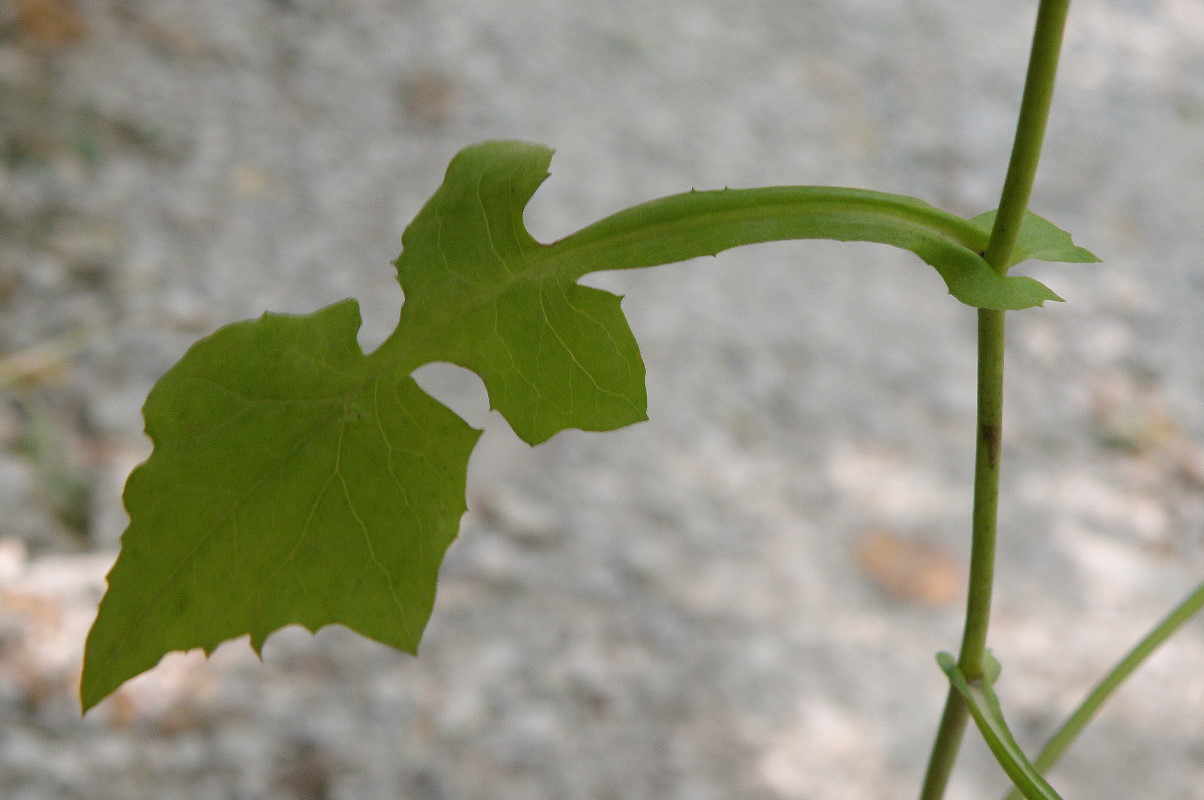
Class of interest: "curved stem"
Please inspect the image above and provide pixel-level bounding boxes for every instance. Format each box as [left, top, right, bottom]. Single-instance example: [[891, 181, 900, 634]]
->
[[1002, 580, 1204, 800], [918, 1, 1072, 798]]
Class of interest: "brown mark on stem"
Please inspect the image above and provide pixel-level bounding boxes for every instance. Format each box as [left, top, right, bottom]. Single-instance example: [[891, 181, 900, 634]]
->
[[980, 422, 1001, 470]]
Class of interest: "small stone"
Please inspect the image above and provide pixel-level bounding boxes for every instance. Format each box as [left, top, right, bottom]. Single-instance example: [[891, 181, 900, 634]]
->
[[852, 528, 961, 606], [399, 69, 457, 129], [13, 0, 87, 50]]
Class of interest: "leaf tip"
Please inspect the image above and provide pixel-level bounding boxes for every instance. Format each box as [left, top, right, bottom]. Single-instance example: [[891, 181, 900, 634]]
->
[[249, 631, 268, 660], [79, 624, 120, 714], [78, 675, 105, 715]]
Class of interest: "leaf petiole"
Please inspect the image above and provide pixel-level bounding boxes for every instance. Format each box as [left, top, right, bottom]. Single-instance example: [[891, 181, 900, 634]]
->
[[938, 652, 1066, 800], [1002, 579, 1204, 800]]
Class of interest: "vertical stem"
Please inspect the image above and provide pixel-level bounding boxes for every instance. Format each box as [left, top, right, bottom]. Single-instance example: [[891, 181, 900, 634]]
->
[[918, 307, 1005, 800], [920, 688, 972, 800], [918, 1, 1072, 798], [958, 307, 1005, 679]]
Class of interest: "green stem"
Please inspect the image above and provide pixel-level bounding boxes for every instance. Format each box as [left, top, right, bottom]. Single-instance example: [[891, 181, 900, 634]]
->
[[1002, 580, 1204, 800], [918, 1, 1072, 798], [918, 304, 1007, 800], [921, 689, 972, 800], [959, 307, 1006, 678], [982, 0, 1073, 274]]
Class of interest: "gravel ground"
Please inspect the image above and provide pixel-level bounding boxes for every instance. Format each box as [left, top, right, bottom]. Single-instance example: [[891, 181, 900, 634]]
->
[[2, 0, 1203, 798]]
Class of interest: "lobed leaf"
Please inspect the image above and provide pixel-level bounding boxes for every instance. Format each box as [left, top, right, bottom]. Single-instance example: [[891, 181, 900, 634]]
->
[[80, 302, 479, 710], [82, 141, 1097, 710], [382, 141, 1090, 442]]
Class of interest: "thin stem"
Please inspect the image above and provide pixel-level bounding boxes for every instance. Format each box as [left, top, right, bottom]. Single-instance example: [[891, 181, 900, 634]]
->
[[919, 307, 1005, 800], [1002, 580, 1204, 800], [958, 308, 1005, 678], [918, 2, 1072, 798], [983, 0, 1073, 274], [920, 689, 972, 800]]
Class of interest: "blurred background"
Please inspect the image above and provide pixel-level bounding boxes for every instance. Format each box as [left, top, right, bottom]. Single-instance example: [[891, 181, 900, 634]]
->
[[1, 0, 1202, 797]]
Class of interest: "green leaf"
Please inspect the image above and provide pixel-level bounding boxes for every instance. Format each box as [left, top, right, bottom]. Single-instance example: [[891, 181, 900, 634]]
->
[[81, 301, 480, 710], [383, 141, 1083, 441], [969, 209, 1099, 267], [937, 652, 1066, 800], [82, 141, 1095, 710], [386, 141, 648, 445]]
